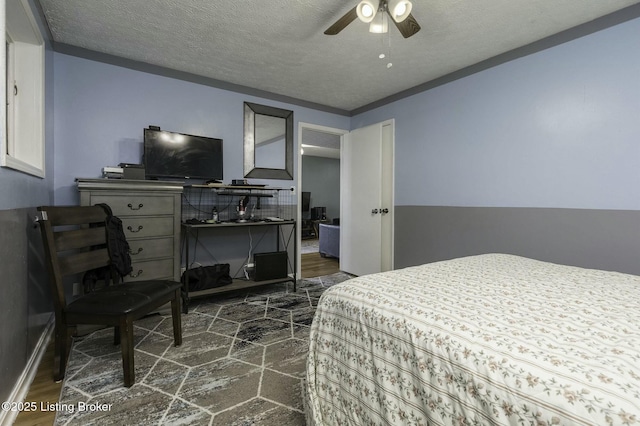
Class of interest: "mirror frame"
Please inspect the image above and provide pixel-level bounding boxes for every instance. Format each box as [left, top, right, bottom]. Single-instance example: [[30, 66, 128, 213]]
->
[[243, 102, 294, 180]]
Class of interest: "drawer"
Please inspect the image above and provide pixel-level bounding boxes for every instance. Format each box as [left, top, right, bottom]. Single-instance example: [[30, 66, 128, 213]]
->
[[128, 237, 174, 261], [122, 217, 174, 239], [91, 195, 175, 216], [124, 258, 174, 282]]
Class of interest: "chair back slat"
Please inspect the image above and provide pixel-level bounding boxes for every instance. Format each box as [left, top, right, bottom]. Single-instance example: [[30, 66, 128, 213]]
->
[[54, 227, 106, 252], [41, 205, 106, 226], [58, 248, 111, 276]]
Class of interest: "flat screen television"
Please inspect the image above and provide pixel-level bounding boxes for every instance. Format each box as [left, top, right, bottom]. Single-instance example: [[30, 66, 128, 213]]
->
[[143, 127, 223, 181]]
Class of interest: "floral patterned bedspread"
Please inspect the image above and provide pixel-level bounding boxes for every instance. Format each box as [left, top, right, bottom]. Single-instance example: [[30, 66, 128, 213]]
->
[[305, 254, 640, 425]]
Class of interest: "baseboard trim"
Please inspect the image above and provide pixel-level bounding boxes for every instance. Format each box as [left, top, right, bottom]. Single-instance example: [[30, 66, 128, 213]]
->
[[0, 314, 54, 426]]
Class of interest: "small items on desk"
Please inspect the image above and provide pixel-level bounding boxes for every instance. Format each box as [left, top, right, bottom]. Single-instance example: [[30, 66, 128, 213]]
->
[[185, 218, 206, 225]]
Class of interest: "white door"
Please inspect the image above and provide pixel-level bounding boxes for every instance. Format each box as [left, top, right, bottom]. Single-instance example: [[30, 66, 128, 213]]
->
[[340, 120, 394, 276]]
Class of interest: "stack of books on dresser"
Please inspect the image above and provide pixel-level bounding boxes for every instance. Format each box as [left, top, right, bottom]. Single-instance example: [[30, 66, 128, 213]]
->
[[102, 166, 123, 179]]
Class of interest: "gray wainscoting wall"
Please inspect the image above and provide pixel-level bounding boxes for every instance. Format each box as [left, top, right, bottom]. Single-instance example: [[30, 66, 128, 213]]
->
[[394, 206, 640, 276], [0, 208, 51, 404]]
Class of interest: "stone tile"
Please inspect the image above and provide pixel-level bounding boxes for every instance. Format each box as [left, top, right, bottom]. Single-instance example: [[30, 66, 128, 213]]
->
[[260, 369, 304, 411], [54, 386, 88, 425], [266, 306, 292, 322], [300, 284, 329, 299], [155, 312, 213, 338], [142, 358, 189, 395], [217, 302, 266, 322], [64, 384, 172, 425], [236, 318, 292, 345], [65, 350, 92, 380], [210, 397, 287, 425], [163, 332, 233, 367], [191, 299, 223, 315], [293, 323, 311, 341], [162, 398, 213, 425], [251, 405, 305, 426], [136, 332, 173, 357], [229, 338, 265, 366], [244, 294, 270, 305], [179, 358, 261, 412], [264, 338, 308, 377], [297, 277, 321, 288], [292, 306, 316, 326], [319, 272, 353, 286], [134, 313, 166, 331], [73, 327, 149, 358], [267, 294, 312, 310], [207, 318, 240, 337], [66, 351, 157, 395], [247, 282, 289, 297]]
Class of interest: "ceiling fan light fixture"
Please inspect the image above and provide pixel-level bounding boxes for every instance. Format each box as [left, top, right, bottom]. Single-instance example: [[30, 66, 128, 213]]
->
[[356, 0, 378, 23], [369, 12, 388, 33], [387, 0, 412, 23]]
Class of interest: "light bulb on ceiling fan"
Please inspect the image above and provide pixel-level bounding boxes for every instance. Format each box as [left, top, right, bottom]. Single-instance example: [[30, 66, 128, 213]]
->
[[387, 0, 412, 23], [356, 0, 378, 23]]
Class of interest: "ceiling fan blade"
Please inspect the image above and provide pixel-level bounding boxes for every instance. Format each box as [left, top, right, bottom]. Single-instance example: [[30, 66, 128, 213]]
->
[[390, 12, 421, 38], [324, 6, 358, 35]]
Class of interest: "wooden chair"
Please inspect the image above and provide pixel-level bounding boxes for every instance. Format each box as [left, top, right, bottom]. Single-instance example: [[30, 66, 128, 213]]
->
[[37, 205, 182, 387]]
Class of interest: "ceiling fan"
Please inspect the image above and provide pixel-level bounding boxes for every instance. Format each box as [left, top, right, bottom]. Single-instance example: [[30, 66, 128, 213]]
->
[[324, 0, 421, 38]]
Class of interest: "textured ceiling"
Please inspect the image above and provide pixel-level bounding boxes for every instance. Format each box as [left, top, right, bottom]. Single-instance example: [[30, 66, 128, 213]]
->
[[40, 0, 640, 112]]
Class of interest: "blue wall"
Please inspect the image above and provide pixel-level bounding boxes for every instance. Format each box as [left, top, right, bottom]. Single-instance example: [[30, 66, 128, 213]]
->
[[53, 54, 350, 205], [353, 16, 640, 210]]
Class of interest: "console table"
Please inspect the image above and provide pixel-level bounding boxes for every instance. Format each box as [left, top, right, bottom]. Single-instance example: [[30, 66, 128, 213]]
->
[[182, 220, 297, 313], [180, 184, 297, 312]]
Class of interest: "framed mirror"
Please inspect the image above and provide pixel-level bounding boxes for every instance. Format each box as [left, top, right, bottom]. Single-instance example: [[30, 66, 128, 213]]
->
[[244, 102, 294, 180]]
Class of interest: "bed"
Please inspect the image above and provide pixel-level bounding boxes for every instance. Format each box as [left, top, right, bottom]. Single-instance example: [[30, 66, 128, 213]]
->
[[305, 254, 640, 425]]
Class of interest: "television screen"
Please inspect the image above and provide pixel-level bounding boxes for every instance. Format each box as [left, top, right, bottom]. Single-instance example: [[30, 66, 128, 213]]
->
[[144, 128, 223, 180]]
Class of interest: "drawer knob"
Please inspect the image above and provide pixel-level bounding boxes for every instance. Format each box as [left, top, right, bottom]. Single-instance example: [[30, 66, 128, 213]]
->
[[129, 247, 143, 255], [129, 269, 143, 278], [127, 225, 144, 233], [127, 203, 144, 210]]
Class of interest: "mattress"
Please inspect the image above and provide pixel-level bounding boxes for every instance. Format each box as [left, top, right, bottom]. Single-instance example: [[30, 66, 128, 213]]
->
[[306, 254, 640, 425]]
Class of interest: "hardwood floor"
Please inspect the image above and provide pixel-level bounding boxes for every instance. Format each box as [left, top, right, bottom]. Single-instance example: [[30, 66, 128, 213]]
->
[[301, 251, 340, 278], [13, 341, 62, 426], [14, 249, 338, 425]]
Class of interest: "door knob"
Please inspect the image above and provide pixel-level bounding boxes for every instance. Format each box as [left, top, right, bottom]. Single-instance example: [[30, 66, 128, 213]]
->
[[371, 209, 379, 214]]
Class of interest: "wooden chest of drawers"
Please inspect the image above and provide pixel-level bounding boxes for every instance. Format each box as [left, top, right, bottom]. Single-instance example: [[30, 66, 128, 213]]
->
[[77, 179, 183, 282]]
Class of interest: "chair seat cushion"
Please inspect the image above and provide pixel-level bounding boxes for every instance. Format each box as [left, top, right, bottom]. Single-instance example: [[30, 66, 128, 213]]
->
[[66, 280, 181, 316]]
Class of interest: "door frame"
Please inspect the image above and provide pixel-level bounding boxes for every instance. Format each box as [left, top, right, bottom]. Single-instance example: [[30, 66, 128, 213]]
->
[[296, 122, 349, 278]]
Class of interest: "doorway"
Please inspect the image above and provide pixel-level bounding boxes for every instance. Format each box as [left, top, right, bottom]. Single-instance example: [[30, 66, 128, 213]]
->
[[297, 123, 348, 278]]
